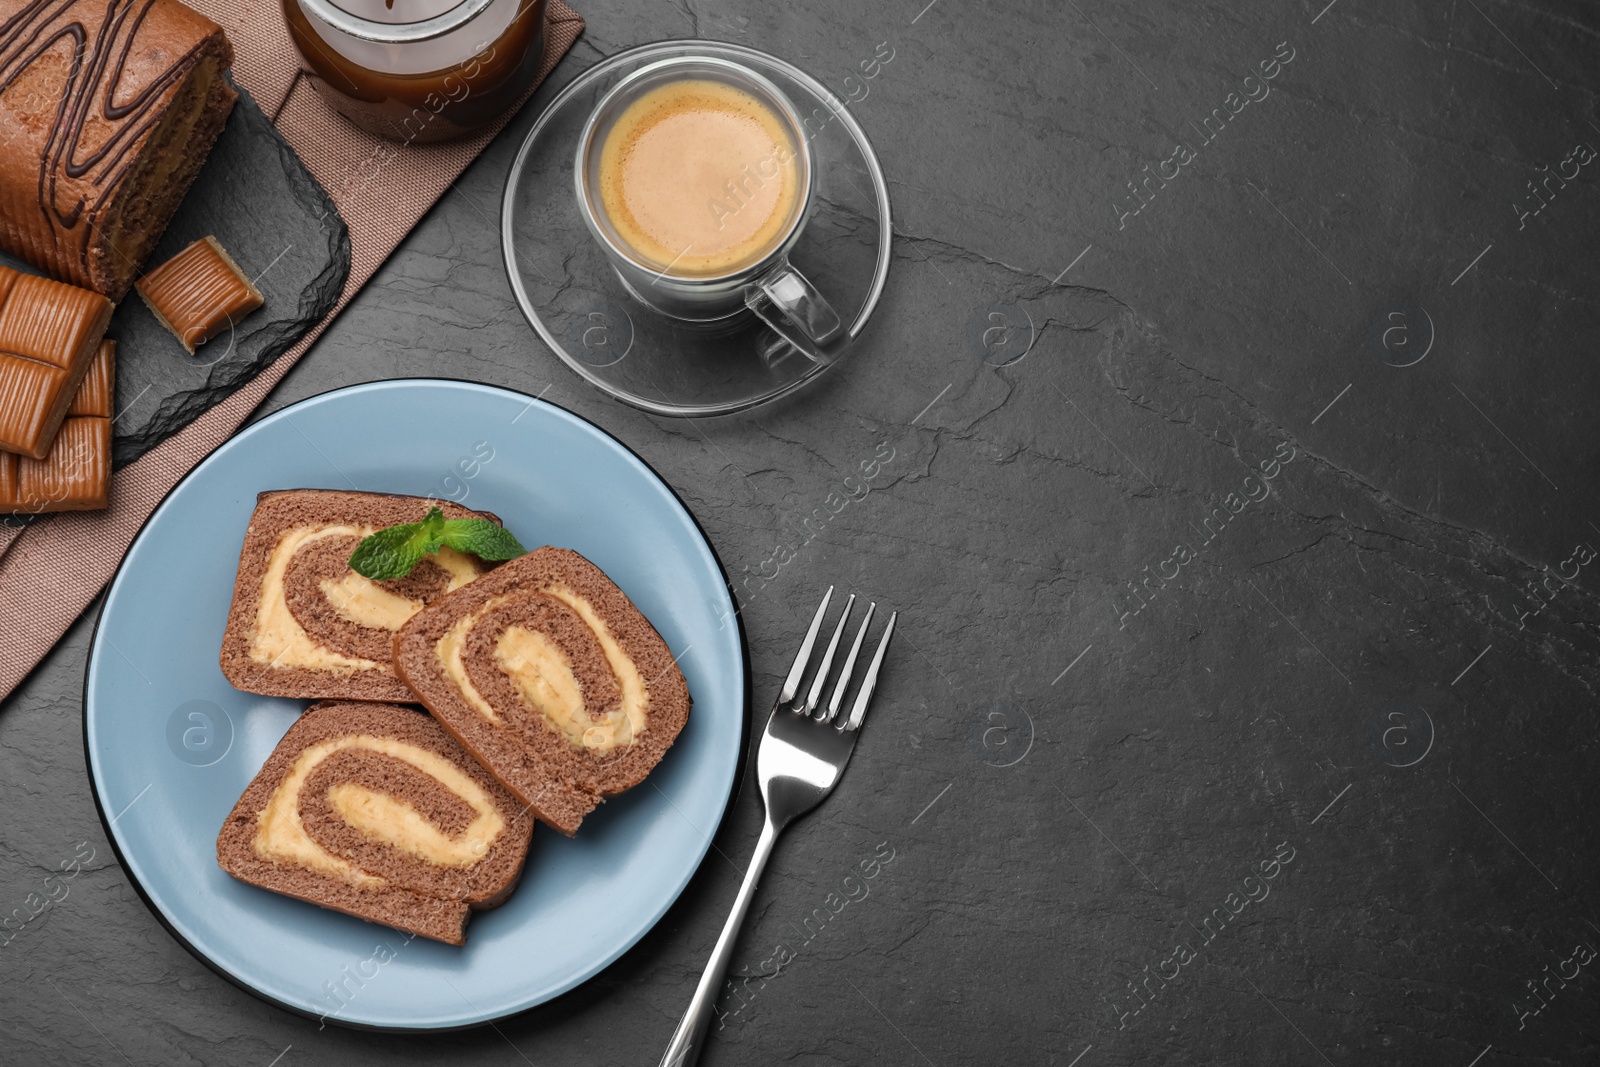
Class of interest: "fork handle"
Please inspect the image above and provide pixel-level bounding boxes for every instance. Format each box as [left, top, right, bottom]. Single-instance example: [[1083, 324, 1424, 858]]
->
[[658, 820, 780, 1067]]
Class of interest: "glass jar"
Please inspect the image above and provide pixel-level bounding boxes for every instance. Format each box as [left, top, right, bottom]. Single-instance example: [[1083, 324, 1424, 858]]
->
[[283, 0, 548, 143]]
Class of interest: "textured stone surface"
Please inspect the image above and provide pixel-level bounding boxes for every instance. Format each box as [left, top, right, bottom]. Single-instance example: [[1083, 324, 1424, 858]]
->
[[111, 86, 350, 467], [4, 2, 1600, 1066], [0, 84, 351, 471]]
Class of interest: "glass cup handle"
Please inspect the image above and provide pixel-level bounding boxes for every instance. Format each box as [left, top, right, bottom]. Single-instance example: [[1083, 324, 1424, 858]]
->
[[746, 260, 846, 364]]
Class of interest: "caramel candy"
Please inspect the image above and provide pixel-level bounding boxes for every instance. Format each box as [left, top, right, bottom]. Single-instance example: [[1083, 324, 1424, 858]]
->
[[0, 267, 115, 459], [0, 341, 114, 514], [68, 339, 115, 419], [136, 237, 265, 354]]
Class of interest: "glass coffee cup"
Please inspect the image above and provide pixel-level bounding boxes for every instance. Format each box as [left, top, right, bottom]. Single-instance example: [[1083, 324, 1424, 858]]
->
[[574, 56, 844, 363]]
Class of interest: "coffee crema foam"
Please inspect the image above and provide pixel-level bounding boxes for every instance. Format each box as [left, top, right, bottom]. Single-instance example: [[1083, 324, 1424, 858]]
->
[[598, 78, 801, 277]]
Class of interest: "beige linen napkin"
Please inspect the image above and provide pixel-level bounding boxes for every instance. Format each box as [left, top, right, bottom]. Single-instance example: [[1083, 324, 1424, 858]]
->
[[0, 0, 584, 700]]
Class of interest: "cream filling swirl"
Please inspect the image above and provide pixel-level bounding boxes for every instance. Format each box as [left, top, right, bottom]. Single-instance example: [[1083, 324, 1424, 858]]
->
[[433, 586, 649, 752], [250, 524, 479, 670], [254, 734, 507, 883]]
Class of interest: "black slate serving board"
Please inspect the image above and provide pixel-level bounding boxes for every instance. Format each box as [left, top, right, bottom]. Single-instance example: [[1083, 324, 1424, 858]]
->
[[0, 81, 351, 472]]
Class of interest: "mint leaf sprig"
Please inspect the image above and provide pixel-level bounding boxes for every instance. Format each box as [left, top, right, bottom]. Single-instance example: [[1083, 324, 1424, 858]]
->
[[348, 507, 526, 580]]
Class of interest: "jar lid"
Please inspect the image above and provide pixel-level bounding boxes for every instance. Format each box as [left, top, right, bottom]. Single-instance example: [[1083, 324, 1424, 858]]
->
[[301, 0, 495, 41], [325, 0, 468, 25]]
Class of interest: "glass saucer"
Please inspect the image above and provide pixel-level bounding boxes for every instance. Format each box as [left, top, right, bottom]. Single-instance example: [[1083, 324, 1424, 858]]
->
[[500, 40, 892, 417]]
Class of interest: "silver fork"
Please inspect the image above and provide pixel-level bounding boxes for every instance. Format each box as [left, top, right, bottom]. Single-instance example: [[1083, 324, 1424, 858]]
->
[[658, 587, 896, 1067]]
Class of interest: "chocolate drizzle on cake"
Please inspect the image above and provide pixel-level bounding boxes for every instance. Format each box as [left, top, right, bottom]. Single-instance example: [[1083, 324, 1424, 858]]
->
[[4, 0, 198, 235], [0, 0, 236, 297]]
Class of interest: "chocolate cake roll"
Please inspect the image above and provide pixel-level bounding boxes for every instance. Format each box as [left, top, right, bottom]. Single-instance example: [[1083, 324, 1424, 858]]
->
[[396, 547, 691, 836], [220, 490, 499, 702], [217, 701, 536, 946], [0, 0, 238, 300]]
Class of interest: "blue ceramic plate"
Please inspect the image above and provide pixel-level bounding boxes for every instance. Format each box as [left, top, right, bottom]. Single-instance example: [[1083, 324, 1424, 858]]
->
[[84, 380, 747, 1030]]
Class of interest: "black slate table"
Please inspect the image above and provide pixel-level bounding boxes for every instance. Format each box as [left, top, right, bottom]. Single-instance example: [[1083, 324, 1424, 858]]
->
[[5, 2, 1599, 1064]]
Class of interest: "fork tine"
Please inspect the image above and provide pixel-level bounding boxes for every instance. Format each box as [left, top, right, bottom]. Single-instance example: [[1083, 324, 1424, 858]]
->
[[778, 587, 833, 706], [824, 601, 876, 722], [841, 611, 895, 731], [804, 594, 855, 716]]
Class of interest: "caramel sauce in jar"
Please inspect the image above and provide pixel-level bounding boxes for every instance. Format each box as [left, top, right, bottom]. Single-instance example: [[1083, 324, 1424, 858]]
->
[[283, 0, 547, 143]]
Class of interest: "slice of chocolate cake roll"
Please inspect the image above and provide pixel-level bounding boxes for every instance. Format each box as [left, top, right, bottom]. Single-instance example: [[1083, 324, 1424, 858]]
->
[[217, 701, 536, 945], [0, 0, 238, 300], [220, 490, 500, 702], [395, 547, 692, 836]]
